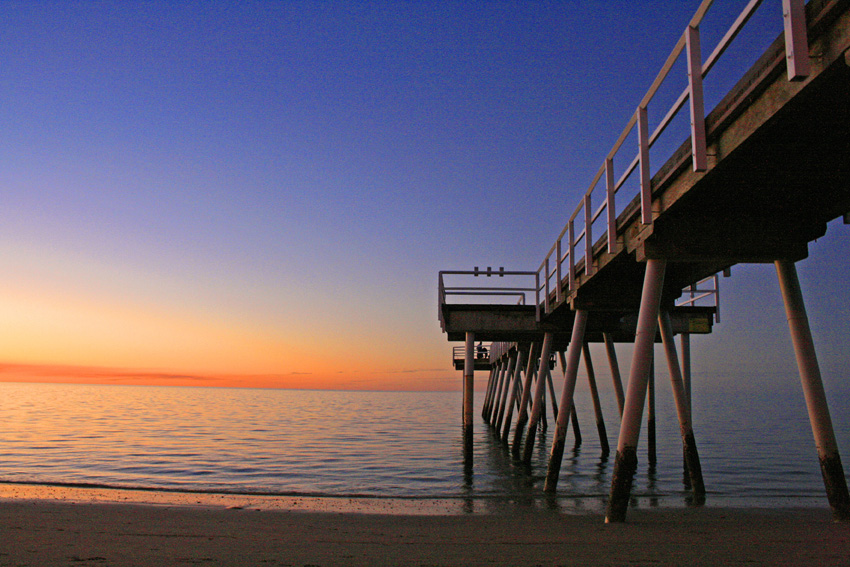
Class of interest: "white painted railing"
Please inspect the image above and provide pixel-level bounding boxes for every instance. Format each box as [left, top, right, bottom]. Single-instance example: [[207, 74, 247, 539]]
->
[[453, 344, 492, 364], [438, 269, 540, 325], [535, 0, 810, 316], [439, 1, 809, 328], [676, 273, 722, 323]]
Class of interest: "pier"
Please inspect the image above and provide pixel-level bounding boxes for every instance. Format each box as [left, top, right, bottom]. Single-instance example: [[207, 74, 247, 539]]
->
[[438, 0, 850, 522]]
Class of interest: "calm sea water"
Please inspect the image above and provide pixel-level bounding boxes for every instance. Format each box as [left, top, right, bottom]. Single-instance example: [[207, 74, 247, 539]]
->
[[1, 380, 848, 511]]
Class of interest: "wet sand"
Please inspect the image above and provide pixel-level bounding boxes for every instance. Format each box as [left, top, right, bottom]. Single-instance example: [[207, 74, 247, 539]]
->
[[2, 493, 849, 566]]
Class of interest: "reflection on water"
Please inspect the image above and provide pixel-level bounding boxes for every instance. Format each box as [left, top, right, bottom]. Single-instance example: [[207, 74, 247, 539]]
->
[[0, 380, 847, 511]]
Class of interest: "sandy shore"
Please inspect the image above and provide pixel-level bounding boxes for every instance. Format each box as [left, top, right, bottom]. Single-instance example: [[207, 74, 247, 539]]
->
[[2, 496, 848, 567]]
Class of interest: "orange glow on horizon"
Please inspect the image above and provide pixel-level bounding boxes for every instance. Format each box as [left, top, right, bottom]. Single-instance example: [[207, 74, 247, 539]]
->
[[0, 362, 460, 392], [0, 261, 451, 391]]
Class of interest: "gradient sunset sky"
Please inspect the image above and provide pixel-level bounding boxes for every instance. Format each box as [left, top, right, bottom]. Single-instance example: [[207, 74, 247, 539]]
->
[[1, 1, 847, 392]]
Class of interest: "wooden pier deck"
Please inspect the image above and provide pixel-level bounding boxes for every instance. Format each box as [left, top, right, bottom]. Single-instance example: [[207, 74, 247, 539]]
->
[[438, 0, 850, 523]]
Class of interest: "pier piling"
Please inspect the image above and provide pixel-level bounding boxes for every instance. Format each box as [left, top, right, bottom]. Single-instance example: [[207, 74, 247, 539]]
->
[[512, 342, 539, 457], [606, 259, 666, 523], [546, 366, 560, 421], [463, 332, 475, 457], [681, 332, 693, 487], [482, 364, 495, 420], [544, 310, 588, 492], [558, 351, 583, 447], [776, 260, 850, 521], [604, 334, 625, 418], [647, 360, 656, 467], [495, 350, 517, 437], [570, 403, 582, 446], [487, 359, 506, 425], [501, 347, 526, 442], [540, 387, 549, 432], [659, 310, 706, 502], [522, 333, 554, 464], [582, 342, 609, 455]]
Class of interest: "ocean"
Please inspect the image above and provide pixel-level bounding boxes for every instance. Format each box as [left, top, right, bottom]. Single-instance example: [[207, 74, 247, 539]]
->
[[1, 379, 848, 513]]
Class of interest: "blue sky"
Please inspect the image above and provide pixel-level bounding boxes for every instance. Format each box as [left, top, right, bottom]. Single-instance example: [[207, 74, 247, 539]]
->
[[0, 0, 846, 392]]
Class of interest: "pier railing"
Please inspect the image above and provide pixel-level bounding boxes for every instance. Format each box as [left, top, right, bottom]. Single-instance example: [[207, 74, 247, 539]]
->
[[438, 269, 540, 327], [535, 0, 809, 316], [441, 266, 721, 326], [453, 344, 492, 364], [676, 273, 722, 323]]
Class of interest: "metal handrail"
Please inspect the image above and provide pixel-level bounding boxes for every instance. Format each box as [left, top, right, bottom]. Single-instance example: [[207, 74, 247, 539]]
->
[[453, 344, 493, 363], [676, 273, 722, 323], [534, 0, 808, 315], [438, 269, 541, 324]]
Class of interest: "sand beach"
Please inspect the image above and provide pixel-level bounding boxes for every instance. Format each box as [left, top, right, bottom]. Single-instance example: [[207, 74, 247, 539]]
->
[[2, 491, 849, 567]]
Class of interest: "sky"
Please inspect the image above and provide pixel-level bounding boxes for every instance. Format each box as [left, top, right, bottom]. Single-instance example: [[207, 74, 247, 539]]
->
[[0, 0, 847, 392]]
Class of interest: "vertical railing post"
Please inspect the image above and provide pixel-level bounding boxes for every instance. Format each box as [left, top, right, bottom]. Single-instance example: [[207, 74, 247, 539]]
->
[[584, 194, 594, 276], [568, 220, 576, 290], [535, 271, 541, 322], [545, 257, 551, 314], [556, 240, 563, 304], [637, 106, 652, 225], [713, 274, 721, 324], [782, 0, 811, 80], [605, 158, 616, 253], [686, 25, 707, 172]]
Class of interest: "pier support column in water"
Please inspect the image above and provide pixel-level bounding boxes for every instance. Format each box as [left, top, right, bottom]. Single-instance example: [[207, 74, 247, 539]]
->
[[488, 358, 505, 423], [486, 359, 505, 425], [604, 333, 625, 418], [522, 333, 554, 464], [606, 259, 666, 523], [495, 351, 517, 437], [582, 342, 609, 455], [647, 360, 656, 466], [680, 333, 692, 413], [501, 347, 526, 442], [558, 351, 583, 447], [463, 332, 475, 452], [659, 310, 705, 503], [546, 365, 559, 422], [482, 364, 495, 420], [680, 332, 693, 487], [544, 310, 588, 492], [776, 260, 850, 521], [512, 342, 539, 456]]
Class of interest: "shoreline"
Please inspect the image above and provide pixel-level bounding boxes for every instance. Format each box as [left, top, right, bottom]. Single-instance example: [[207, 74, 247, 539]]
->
[[2, 480, 835, 516], [2, 499, 848, 566], [0, 480, 835, 515]]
